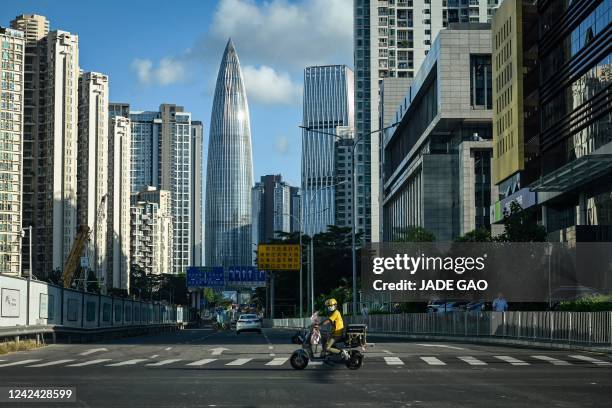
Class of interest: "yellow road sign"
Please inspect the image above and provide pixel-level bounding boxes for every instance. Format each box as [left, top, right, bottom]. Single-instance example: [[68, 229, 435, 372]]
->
[[257, 244, 301, 270]]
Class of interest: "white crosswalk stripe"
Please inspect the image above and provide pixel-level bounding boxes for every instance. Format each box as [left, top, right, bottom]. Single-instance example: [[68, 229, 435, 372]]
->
[[0, 359, 41, 367], [494, 356, 529, 366], [569, 355, 611, 366], [420, 357, 446, 366], [146, 359, 182, 366], [532, 355, 571, 366], [265, 358, 288, 366], [186, 358, 217, 366], [384, 357, 404, 365], [226, 358, 252, 366], [28, 359, 75, 367], [308, 361, 323, 366], [458, 356, 487, 366], [67, 359, 112, 367], [106, 359, 148, 367]]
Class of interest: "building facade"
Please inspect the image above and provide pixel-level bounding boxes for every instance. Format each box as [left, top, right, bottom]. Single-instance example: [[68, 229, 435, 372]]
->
[[382, 26, 496, 241], [108, 116, 131, 290], [301, 65, 354, 236], [0, 27, 24, 275], [77, 71, 109, 285], [12, 15, 80, 277], [205, 39, 253, 268], [130, 187, 172, 276], [491, 0, 612, 243], [354, 0, 500, 242], [191, 120, 203, 266]]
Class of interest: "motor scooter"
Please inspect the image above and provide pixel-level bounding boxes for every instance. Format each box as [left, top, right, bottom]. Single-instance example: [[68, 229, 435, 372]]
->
[[289, 313, 367, 370]]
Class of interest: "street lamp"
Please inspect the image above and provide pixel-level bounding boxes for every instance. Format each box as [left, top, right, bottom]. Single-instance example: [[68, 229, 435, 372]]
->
[[299, 122, 399, 315]]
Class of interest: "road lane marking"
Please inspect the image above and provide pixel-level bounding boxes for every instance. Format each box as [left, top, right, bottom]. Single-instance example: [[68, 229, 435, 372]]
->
[[226, 358, 252, 366], [382, 350, 393, 355], [265, 358, 288, 366], [80, 348, 108, 356], [494, 356, 529, 366], [150, 355, 159, 359], [532, 355, 571, 366], [28, 359, 75, 367], [417, 344, 466, 350], [186, 359, 216, 366], [308, 361, 323, 366], [146, 359, 182, 366], [384, 357, 404, 365], [458, 356, 487, 366], [106, 359, 148, 367], [420, 357, 446, 366], [67, 359, 111, 367], [164, 347, 172, 351], [209, 347, 229, 356], [268, 346, 274, 350], [569, 355, 611, 366], [0, 359, 41, 367]]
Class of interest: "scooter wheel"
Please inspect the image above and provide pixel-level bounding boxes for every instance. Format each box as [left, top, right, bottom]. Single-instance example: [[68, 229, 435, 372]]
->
[[345, 350, 364, 370], [290, 351, 309, 370]]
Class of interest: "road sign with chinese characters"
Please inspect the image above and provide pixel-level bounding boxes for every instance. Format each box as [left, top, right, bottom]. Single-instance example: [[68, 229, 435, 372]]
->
[[257, 244, 301, 270]]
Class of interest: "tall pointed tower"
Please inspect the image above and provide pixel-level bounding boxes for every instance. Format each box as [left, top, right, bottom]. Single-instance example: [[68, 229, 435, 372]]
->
[[205, 39, 254, 267]]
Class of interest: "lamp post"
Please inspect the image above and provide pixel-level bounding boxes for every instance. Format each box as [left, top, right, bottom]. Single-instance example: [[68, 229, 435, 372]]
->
[[299, 122, 399, 315]]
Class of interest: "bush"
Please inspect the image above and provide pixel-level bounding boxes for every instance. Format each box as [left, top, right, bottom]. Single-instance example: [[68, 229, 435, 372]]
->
[[558, 295, 612, 312], [0, 339, 41, 355]]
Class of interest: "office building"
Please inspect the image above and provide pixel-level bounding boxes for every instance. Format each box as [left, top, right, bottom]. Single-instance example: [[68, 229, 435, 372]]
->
[[130, 187, 173, 276], [354, 0, 499, 242], [301, 65, 354, 236], [77, 71, 109, 285], [191, 120, 203, 266], [0, 27, 24, 275], [11, 15, 79, 277], [252, 175, 296, 243], [290, 186, 301, 233], [491, 0, 612, 242], [334, 128, 354, 230], [108, 116, 131, 290], [205, 39, 253, 268], [382, 25, 496, 241], [129, 104, 194, 274], [109, 102, 129, 119]]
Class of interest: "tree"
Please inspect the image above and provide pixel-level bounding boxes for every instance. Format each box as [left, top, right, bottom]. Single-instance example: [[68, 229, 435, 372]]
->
[[498, 201, 547, 242], [455, 228, 494, 242], [395, 226, 436, 242]]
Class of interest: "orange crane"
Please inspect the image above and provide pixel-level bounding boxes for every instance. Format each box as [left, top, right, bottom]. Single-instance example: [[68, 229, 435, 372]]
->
[[62, 195, 107, 288]]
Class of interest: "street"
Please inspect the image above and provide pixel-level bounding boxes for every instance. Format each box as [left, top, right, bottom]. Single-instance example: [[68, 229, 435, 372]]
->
[[0, 328, 611, 407]]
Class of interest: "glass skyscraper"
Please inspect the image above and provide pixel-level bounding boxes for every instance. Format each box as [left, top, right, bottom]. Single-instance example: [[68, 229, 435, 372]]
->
[[301, 65, 354, 236], [205, 39, 253, 267]]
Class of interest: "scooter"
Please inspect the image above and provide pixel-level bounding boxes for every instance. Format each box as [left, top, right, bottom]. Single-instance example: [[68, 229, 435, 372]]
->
[[289, 313, 367, 370]]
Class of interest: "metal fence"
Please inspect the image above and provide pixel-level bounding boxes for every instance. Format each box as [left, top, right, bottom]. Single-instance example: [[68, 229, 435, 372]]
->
[[270, 311, 612, 347]]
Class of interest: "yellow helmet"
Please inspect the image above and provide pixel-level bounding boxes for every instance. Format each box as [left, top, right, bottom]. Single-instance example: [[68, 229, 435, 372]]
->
[[325, 298, 338, 307]]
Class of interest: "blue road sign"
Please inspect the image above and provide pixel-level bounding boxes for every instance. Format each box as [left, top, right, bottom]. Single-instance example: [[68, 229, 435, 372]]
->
[[187, 267, 225, 288], [227, 266, 266, 287]]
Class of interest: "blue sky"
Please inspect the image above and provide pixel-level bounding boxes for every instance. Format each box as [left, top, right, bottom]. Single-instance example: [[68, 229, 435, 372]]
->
[[1, 0, 353, 186]]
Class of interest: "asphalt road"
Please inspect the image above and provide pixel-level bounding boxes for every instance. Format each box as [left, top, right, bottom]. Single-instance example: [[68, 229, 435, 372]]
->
[[1, 327, 611, 407]]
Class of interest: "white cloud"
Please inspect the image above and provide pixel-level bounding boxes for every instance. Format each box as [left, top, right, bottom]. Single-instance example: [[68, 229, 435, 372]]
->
[[242, 65, 301, 106], [130, 57, 186, 86], [209, 0, 352, 69], [275, 134, 290, 155]]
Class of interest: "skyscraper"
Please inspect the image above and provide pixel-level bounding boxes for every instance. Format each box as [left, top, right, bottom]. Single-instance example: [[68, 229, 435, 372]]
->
[[129, 105, 194, 275], [0, 27, 24, 275], [11, 15, 80, 276], [191, 120, 203, 266], [301, 65, 354, 236], [77, 71, 109, 285], [205, 39, 253, 268], [354, 0, 499, 242]]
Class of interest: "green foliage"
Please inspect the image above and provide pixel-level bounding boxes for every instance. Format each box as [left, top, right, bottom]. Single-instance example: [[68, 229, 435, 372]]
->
[[315, 278, 352, 313], [455, 228, 494, 242], [498, 201, 547, 242], [558, 295, 612, 312], [395, 226, 436, 242]]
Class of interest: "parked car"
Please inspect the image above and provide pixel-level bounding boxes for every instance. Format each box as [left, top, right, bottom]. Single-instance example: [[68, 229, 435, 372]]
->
[[427, 299, 468, 313], [236, 314, 262, 334], [464, 300, 486, 312]]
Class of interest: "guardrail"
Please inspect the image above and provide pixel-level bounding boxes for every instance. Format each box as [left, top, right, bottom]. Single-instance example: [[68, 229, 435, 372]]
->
[[0, 274, 184, 343], [269, 311, 612, 349]]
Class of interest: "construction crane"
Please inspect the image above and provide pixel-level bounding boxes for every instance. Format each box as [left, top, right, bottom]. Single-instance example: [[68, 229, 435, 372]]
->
[[62, 195, 107, 288]]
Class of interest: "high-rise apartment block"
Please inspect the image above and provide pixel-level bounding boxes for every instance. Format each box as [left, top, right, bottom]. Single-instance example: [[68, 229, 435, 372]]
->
[[11, 15, 80, 276], [108, 116, 131, 290], [77, 71, 109, 285], [301, 65, 354, 236], [354, 0, 499, 242], [130, 187, 173, 276], [129, 104, 194, 274], [191, 120, 203, 266], [0, 27, 24, 275]]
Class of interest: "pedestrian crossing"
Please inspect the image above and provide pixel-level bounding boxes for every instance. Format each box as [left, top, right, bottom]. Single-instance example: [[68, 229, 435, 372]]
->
[[0, 354, 609, 369]]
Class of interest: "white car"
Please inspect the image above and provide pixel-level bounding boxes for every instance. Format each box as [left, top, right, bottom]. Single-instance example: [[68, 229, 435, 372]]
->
[[236, 314, 262, 334]]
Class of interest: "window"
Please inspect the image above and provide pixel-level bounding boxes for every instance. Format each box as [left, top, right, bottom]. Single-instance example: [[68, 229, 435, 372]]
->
[[470, 55, 492, 109]]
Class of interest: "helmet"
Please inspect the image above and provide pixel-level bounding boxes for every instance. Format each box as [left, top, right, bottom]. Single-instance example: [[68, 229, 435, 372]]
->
[[324, 298, 338, 307]]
